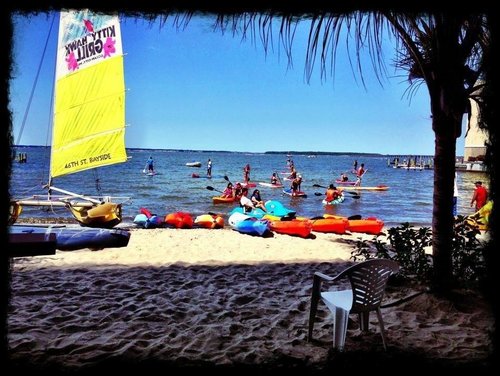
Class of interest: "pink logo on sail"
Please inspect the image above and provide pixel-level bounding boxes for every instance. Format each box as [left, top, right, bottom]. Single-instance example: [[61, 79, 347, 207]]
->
[[66, 52, 78, 71], [83, 19, 94, 33], [103, 37, 116, 58]]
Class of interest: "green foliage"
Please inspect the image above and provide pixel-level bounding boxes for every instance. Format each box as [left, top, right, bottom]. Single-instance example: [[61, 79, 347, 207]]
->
[[351, 220, 487, 286], [451, 215, 487, 285]]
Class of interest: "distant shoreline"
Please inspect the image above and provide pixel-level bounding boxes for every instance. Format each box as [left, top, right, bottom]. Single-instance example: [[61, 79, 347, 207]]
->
[[11, 145, 435, 158]]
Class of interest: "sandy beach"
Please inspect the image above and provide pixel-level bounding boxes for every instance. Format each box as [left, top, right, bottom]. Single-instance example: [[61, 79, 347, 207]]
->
[[7, 226, 495, 373]]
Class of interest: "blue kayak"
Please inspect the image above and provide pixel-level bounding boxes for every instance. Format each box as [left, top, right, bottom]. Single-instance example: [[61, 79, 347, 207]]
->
[[228, 200, 296, 219], [228, 212, 270, 236], [133, 213, 164, 228]]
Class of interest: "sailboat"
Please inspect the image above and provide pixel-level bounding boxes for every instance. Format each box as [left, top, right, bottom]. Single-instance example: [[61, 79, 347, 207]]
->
[[11, 10, 129, 228]]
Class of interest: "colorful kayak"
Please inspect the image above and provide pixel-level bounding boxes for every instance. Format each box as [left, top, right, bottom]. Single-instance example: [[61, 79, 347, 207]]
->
[[228, 212, 270, 236], [194, 213, 225, 229], [283, 188, 307, 198], [165, 212, 194, 229], [8, 225, 131, 251], [133, 213, 164, 228], [228, 200, 296, 219], [258, 182, 284, 188], [310, 217, 348, 234], [322, 193, 345, 206], [269, 219, 312, 238], [323, 214, 385, 235], [213, 196, 237, 204], [341, 185, 389, 191]]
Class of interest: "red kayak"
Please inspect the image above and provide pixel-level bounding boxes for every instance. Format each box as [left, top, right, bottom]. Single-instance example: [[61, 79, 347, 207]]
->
[[165, 212, 194, 229]]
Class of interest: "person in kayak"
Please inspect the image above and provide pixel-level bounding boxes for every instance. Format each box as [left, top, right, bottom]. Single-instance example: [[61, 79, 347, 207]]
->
[[221, 182, 234, 199], [250, 189, 267, 212], [240, 187, 266, 213], [234, 182, 243, 200], [340, 172, 349, 182], [325, 184, 342, 203]]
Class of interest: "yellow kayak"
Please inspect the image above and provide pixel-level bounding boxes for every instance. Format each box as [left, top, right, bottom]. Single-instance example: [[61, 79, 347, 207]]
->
[[466, 200, 493, 231], [341, 185, 389, 191]]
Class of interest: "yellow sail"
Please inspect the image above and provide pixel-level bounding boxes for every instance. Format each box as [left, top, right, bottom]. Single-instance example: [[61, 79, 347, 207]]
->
[[51, 10, 127, 178]]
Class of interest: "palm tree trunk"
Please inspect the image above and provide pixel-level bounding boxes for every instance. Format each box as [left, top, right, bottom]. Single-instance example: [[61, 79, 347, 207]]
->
[[431, 107, 460, 292]]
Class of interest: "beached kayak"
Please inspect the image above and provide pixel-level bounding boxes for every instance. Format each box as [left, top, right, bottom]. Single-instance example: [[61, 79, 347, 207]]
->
[[164, 212, 194, 229], [194, 213, 225, 229], [310, 217, 349, 234], [8, 225, 131, 251], [323, 214, 385, 234], [341, 185, 389, 191], [133, 213, 164, 228], [229, 200, 296, 219], [269, 219, 312, 238], [228, 212, 270, 236]]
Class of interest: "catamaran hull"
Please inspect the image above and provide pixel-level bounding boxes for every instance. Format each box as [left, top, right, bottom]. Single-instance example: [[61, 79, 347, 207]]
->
[[9, 225, 131, 251]]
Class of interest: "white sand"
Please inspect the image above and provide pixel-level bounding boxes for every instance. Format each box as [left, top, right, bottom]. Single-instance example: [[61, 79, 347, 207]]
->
[[7, 227, 494, 372]]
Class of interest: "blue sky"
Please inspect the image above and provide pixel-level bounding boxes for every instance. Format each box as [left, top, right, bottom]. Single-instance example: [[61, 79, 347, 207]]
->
[[10, 11, 467, 155]]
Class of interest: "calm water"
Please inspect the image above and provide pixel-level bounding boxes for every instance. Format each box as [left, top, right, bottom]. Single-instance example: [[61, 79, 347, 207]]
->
[[10, 146, 488, 228]]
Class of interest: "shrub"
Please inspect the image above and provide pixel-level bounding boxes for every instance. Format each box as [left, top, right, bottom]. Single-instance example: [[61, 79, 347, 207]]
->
[[351, 220, 487, 286]]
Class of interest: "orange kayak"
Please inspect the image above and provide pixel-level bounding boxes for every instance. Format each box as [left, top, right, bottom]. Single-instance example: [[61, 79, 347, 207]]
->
[[323, 214, 384, 234], [212, 196, 236, 204], [269, 219, 312, 238], [165, 212, 194, 229], [194, 213, 225, 229], [310, 217, 349, 234]]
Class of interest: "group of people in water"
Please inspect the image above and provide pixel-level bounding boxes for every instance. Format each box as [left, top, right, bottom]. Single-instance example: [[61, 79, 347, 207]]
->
[[220, 182, 267, 213]]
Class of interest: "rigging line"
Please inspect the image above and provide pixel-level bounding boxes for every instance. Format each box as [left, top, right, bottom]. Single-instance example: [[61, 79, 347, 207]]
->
[[16, 13, 57, 146]]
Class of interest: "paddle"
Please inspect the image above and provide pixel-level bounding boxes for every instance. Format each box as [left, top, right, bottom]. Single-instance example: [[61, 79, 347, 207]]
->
[[206, 186, 223, 194], [224, 175, 232, 184], [313, 183, 361, 197]]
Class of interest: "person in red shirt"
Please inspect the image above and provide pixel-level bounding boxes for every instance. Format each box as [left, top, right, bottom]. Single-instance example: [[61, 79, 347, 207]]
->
[[470, 181, 488, 211]]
